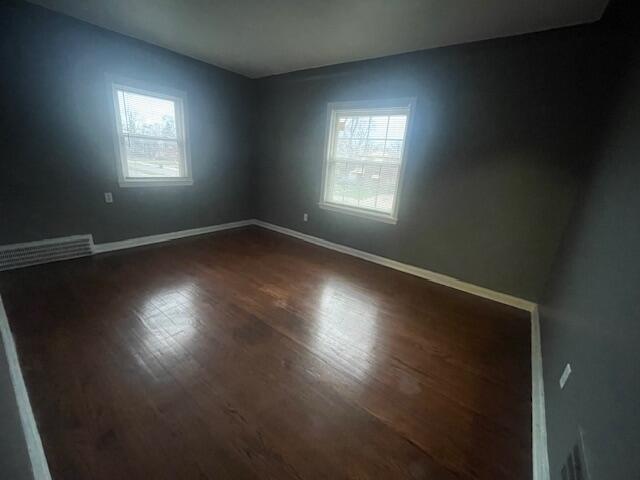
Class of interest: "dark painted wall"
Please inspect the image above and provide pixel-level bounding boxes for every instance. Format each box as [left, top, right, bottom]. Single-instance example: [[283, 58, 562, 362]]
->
[[540, 3, 640, 478], [0, 1, 616, 303], [0, 1, 255, 244], [253, 25, 613, 301]]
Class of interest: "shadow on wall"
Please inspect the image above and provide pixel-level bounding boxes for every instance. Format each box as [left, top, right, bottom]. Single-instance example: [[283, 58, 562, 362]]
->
[[253, 22, 615, 301], [0, 1, 256, 246], [540, 1, 640, 478]]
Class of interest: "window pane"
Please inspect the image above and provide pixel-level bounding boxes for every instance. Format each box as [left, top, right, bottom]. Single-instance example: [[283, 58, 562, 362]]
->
[[359, 165, 381, 209], [387, 115, 407, 140], [324, 106, 409, 219], [329, 162, 349, 203], [118, 90, 177, 139], [352, 116, 370, 139], [377, 165, 400, 212], [342, 163, 362, 206], [352, 137, 368, 157], [336, 139, 352, 158], [336, 117, 353, 139], [365, 140, 385, 158], [368, 116, 388, 139], [384, 140, 403, 160], [123, 137, 181, 178]]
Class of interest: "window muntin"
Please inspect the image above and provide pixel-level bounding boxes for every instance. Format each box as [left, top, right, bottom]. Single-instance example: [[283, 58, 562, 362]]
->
[[321, 102, 412, 223], [111, 83, 191, 186]]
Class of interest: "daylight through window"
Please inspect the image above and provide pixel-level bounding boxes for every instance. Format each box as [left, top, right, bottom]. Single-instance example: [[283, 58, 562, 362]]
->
[[320, 101, 413, 223], [111, 83, 191, 186]]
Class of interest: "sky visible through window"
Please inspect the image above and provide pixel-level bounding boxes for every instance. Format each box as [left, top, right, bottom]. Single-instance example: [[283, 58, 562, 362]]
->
[[117, 89, 182, 178], [325, 111, 408, 216]]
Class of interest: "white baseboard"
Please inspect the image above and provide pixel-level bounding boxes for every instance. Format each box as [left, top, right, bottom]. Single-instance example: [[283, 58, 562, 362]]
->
[[93, 219, 253, 253], [253, 219, 549, 479], [31, 217, 533, 314], [0, 296, 52, 480], [4, 217, 548, 480], [252, 220, 536, 313], [531, 306, 550, 480]]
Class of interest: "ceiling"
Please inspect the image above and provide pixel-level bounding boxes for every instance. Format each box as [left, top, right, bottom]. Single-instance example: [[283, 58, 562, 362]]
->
[[27, 0, 609, 78]]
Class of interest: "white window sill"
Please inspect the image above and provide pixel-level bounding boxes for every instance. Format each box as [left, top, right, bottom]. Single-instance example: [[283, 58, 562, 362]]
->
[[118, 178, 194, 188], [318, 202, 397, 224]]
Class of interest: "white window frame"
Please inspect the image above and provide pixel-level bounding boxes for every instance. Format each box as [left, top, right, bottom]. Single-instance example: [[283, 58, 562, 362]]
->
[[109, 78, 193, 188], [319, 98, 415, 224]]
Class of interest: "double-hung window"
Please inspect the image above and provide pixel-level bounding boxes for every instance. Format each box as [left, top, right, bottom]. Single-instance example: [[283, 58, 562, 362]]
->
[[320, 99, 414, 223], [111, 81, 192, 187]]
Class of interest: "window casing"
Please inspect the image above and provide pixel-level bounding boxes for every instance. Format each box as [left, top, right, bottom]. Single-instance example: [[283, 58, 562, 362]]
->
[[110, 81, 192, 187], [320, 99, 414, 223]]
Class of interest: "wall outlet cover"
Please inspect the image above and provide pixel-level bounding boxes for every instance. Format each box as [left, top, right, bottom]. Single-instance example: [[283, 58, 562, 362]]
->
[[104, 192, 113, 203], [560, 363, 572, 389]]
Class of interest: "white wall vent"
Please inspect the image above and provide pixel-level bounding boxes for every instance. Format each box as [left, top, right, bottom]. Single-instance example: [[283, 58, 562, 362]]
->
[[0, 235, 94, 272]]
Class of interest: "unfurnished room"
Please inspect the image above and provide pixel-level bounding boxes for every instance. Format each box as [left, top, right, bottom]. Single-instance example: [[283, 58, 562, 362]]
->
[[0, 1, 638, 479]]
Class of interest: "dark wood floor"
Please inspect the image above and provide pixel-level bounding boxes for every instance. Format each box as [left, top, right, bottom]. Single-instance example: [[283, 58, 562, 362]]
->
[[0, 227, 531, 480]]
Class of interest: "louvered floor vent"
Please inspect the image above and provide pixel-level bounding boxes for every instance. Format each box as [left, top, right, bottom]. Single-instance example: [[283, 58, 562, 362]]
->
[[0, 235, 94, 271]]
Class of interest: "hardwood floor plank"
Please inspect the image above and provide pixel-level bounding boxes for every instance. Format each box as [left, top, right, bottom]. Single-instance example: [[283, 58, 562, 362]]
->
[[0, 226, 531, 479]]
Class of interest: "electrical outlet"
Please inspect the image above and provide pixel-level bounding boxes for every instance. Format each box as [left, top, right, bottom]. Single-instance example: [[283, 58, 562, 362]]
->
[[303, 213, 308, 222], [104, 192, 113, 204], [559, 363, 572, 389]]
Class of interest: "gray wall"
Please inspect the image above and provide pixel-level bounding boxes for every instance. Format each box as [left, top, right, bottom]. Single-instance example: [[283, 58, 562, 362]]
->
[[540, 3, 640, 478], [253, 24, 612, 302], [0, 1, 255, 245], [0, 1, 615, 303]]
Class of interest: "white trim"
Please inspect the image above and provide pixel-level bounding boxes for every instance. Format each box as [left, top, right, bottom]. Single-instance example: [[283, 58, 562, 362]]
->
[[531, 306, 551, 480], [1, 219, 548, 480], [319, 98, 416, 225], [252, 220, 536, 312], [3, 220, 537, 317], [0, 296, 52, 480], [116, 178, 194, 188], [93, 220, 253, 254], [318, 201, 398, 224], [252, 219, 549, 478]]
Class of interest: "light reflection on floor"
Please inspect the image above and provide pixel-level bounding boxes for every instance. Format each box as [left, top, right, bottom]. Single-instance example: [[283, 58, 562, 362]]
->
[[312, 279, 380, 383], [135, 282, 199, 355]]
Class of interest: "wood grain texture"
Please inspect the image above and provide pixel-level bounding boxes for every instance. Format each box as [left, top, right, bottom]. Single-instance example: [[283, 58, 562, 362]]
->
[[0, 227, 531, 479]]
